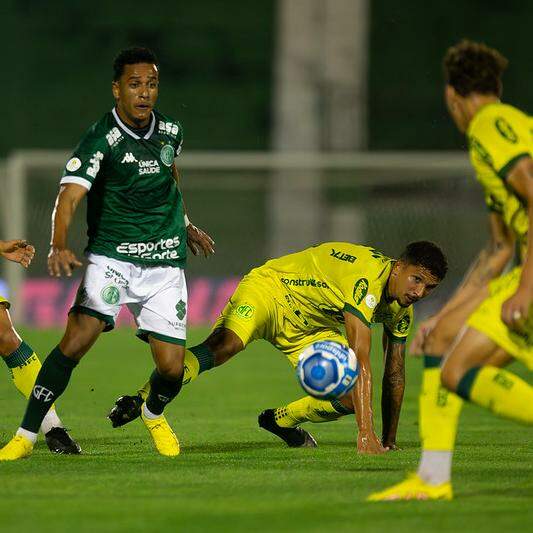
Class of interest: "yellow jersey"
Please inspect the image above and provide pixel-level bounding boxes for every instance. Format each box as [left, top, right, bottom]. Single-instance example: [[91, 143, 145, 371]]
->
[[467, 102, 530, 252], [253, 242, 413, 342]]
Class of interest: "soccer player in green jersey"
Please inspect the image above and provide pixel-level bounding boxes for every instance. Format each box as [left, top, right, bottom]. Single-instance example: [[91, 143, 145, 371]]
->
[[0, 47, 214, 460], [0, 239, 80, 454], [109, 241, 447, 454], [369, 40, 533, 501]]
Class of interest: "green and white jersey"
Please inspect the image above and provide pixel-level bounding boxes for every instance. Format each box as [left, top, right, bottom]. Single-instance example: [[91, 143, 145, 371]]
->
[[61, 108, 186, 268]]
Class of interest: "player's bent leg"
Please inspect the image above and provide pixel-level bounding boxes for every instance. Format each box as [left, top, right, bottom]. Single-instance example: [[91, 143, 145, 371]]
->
[[108, 327, 244, 428], [0, 312, 104, 461], [442, 327, 533, 424], [260, 391, 352, 448], [0, 304, 81, 455]]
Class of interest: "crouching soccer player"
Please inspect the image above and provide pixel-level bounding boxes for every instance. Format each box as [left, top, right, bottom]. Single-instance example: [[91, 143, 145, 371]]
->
[[0, 239, 80, 454], [368, 40, 533, 501], [0, 47, 214, 461], [110, 241, 447, 454]]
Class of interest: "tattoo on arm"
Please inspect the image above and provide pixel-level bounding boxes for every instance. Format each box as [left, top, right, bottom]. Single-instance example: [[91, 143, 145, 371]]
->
[[381, 341, 406, 444]]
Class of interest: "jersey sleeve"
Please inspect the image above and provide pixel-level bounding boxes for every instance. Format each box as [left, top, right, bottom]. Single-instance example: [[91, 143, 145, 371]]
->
[[341, 275, 382, 327], [383, 306, 413, 344], [469, 111, 532, 180], [61, 127, 109, 191]]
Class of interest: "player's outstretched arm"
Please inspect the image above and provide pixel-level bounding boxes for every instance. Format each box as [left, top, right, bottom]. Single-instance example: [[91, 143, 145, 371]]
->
[[48, 184, 86, 277], [380, 333, 405, 450], [344, 311, 388, 454], [0, 239, 35, 268], [410, 212, 514, 355], [502, 157, 533, 330], [171, 164, 215, 257]]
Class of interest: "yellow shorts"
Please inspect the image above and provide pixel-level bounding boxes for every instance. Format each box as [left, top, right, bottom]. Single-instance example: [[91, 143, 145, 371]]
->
[[467, 267, 533, 370], [213, 271, 347, 367], [0, 294, 10, 309]]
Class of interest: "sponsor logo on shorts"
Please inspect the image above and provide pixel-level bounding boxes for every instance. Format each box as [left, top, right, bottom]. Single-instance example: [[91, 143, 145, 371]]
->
[[33, 385, 54, 402], [280, 278, 329, 289], [175, 300, 187, 320], [396, 314, 411, 334], [160, 144, 174, 167], [116, 236, 182, 260], [66, 157, 82, 172], [234, 304, 255, 319], [101, 285, 120, 305], [105, 265, 129, 288], [353, 278, 368, 305]]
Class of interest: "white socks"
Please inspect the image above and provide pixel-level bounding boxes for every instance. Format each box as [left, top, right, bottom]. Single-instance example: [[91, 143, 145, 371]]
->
[[418, 450, 453, 485], [40, 408, 63, 434], [16, 427, 38, 444], [142, 403, 160, 420]]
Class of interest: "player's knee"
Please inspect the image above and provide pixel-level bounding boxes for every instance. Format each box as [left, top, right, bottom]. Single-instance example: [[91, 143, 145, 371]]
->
[[424, 321, 455, 356], [440, 360, 461, 392], [0, 326, 21, 356], [156, 360, 183, 381]]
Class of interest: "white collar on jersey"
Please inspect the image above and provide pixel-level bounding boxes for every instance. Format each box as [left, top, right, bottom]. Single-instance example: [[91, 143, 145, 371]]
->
[[112, 107, 156, 140]]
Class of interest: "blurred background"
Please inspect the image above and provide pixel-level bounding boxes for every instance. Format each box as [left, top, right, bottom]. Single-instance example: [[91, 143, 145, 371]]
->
[[1, 0, 531, 326]]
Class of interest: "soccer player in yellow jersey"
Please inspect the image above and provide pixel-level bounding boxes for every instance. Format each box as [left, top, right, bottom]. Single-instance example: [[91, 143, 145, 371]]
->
[[369, 40, 533, 501], [109, 241, 447, 454], [0, 239, 80, 454]]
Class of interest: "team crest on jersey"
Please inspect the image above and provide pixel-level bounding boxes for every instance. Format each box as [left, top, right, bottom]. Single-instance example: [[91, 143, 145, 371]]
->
[[234, 304, 255, 320], [66, 157, 82, 172], [160, 144, 174, 167], [353, 278, 369, 305], [396, 314, 411, 334], [494, 117, 518, 144]]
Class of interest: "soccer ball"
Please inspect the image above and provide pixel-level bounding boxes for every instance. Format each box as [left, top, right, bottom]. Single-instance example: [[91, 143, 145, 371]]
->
[[296, 341, 358, 400]]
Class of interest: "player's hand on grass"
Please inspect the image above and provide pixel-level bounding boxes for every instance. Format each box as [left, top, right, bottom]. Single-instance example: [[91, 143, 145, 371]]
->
[[186, 223, 215, 258], [0, 240, 35, 268], [409, 315, 440, 355], [358, 432, 389, 454], [501, 286, 532, 333], [47, 246, 82, 277]]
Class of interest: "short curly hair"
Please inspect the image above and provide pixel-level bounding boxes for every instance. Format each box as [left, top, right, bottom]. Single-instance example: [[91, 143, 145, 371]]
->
[[443, 40, 508, 97], [113, 47, 159, 81], [399, 241, 448, 281]]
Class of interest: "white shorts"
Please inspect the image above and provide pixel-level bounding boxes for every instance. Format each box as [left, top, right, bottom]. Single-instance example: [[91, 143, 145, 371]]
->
[[71, 254, 187, 345]]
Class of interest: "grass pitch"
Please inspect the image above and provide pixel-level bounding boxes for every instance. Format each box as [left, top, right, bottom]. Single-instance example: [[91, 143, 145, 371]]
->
[[0, 327, 531, 532]]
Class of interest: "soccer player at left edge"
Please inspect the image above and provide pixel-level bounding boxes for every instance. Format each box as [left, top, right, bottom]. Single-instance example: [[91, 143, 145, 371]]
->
[[0, 47, 215, 460]]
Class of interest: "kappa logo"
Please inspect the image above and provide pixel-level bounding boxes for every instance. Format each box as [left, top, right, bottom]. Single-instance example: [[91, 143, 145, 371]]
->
[[121, 152, 138, 164], [33, 385, 54, 402]]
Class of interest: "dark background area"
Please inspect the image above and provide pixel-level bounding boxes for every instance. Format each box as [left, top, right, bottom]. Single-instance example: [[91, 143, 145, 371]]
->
[[2, 0, 532, 154]]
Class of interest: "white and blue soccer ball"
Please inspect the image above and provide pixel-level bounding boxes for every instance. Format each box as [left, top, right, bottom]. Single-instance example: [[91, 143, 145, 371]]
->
[[296, 341, 359, 400]]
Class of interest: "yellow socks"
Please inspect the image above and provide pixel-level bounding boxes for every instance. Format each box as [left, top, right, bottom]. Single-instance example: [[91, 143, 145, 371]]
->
[[417, 355, 463, 485], [457, 366, 533, 424], [138, 348, 202, 399], [419, 356, 463, 451], [3, 341, 62, 434], [274, 396, 352, 428]]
